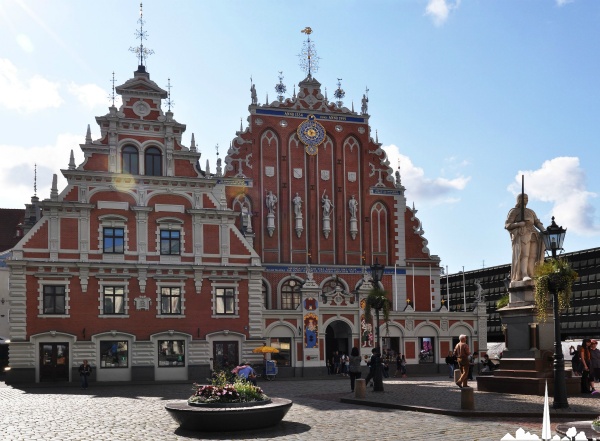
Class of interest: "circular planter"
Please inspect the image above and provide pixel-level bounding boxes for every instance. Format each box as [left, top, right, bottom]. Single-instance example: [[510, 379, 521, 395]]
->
[[165, 397, 293, 432]]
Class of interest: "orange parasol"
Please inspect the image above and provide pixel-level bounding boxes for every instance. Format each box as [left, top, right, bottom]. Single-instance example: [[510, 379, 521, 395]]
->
[[252, 346, 280, 354]]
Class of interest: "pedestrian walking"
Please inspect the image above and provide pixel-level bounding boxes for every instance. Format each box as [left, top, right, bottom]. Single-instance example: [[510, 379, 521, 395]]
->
[[364, 347, 381, 387], [454, 334, 471, 388], [589, 339, 599, 394], [348, 347, 362, 392], [468, 352, 478, 380], [580, 338, 593, 393], [78, 359, 92, 390], [400, 354, 407, 377], [445, 351, 456, 378]]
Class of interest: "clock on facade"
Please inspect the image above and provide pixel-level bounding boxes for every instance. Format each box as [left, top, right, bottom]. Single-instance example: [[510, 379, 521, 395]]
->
[[296, 114, 326, 156]]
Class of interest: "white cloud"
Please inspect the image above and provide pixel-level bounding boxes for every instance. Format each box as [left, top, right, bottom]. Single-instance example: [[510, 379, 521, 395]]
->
[[556, 0, 574, 6], [508, 157, 599, 236], [425, 0, 461, 26], [16, 34, 34, 53], [68, 82, 108, 109], [0, 58, 63, 112], [0, 134, 86, 209], [383, 144, 470, 204]]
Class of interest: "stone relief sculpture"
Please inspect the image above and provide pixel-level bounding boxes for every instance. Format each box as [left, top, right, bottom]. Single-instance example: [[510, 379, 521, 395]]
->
[[505, 193, 545, 283]]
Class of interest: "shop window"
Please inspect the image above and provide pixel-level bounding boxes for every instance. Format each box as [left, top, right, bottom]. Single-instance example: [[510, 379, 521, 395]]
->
[[270, 338, 291, 367], [100, 341, 128, 368], [418, 337, 435, 363], [43, 285, 66, 314], [158, 340, 185, 367]]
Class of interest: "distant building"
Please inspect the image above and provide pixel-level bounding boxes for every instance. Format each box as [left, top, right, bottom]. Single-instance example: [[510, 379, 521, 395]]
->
[[441, 247, 600, 342]]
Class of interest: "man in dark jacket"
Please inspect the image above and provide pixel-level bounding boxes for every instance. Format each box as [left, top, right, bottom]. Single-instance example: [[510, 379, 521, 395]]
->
[[78, 359, 92, 390]]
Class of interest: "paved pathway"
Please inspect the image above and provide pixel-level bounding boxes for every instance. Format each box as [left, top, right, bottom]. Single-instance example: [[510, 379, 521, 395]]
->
[[0, 375, 597, 441]]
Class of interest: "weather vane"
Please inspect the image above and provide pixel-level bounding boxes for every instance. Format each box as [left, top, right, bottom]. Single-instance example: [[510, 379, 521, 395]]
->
[[129, 2, 154, 68], [165, 78, 174, 111], [298, 27, 320, 77], [109, 72, 117, 107], [334, 78, 345, 108], [275, 71, 287, 102]]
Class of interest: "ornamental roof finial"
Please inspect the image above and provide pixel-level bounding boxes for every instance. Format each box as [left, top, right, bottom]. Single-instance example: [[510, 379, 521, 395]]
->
[[129, 2, 154, 71], [299, 27, 320, 78]]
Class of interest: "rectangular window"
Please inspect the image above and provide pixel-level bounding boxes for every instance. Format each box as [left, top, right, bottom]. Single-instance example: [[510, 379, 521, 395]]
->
[[43, 285, 66, 314], [103, 228, 124, 254], [270, 338, 291, 367], [158, 340, 185, 367], [160, 230, 180, 255], [103, 286, 125, 314], [161, 287, 181, 314], [100, 341, 128, 368], [216, 288, 235, 315]]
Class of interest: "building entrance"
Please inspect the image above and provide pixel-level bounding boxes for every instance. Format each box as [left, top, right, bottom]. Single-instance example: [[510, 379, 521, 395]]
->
[[39, 343, 69, 382], [213, 341, 239, 371], [325, 321, 352, 368]]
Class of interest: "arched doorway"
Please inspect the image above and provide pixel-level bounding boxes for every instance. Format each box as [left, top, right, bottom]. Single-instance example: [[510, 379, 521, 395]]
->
[[325, 320, 352, 366]]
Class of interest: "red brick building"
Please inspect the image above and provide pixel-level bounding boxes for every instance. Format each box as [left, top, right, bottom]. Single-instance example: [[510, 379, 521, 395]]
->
[[5, 28, 486, 383]]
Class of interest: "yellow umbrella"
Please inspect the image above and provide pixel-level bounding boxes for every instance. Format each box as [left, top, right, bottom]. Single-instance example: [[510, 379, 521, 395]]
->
[[252, 346, 280, 354]]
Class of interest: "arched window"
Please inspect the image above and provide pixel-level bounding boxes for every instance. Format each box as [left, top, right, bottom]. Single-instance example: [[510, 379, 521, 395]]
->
[[122, 145, 139, 175], [145, 147, 162, 176], [281, 279, 302, 310]]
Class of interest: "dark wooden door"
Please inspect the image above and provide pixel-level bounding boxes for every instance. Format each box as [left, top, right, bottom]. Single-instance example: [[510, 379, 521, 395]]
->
[[39, 343, 69, 382], [213, 341, 239, 370]]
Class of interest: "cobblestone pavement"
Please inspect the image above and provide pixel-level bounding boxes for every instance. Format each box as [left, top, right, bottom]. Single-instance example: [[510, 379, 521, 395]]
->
[[0, 375, 597, 441]]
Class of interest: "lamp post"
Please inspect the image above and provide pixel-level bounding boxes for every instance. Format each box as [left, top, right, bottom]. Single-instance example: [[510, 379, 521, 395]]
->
[[542, 216, 568, 409], [370, 259, 386, 392]]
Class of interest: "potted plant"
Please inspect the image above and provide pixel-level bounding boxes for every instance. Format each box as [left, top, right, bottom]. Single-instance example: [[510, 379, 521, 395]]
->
[[533, 258, 578, 322], [363, 288, 391, 336], [165, 368, 292, 432]]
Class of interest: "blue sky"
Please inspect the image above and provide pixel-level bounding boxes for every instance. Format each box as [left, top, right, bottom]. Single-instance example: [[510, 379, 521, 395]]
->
[[1, 0, 599, 274]]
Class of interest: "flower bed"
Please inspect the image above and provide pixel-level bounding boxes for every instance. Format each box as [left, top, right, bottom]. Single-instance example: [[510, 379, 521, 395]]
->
[[165, 369, 292, 432]]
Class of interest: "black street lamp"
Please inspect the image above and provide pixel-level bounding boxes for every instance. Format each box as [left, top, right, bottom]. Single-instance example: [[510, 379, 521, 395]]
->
[[542, 216, 568, 409], [369, 259, 386, 392]]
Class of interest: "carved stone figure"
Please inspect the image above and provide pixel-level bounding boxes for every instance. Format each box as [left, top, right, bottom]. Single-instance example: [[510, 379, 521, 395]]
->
[[348, 195, 358, 219], [293, 192, 303, 217], [505, 193, 545, 283], [265, 190, 277, 214], [322, 192, 333, 217], [251, 83, 257, 105], [361, 93, 369, 114]]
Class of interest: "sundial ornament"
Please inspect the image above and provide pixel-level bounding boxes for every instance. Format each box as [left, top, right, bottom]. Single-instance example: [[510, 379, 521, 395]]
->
[[297, 114, 326, 155]]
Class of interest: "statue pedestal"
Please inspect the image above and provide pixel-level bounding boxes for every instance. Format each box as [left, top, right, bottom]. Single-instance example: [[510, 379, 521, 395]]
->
[[477, 284, 579, 395]]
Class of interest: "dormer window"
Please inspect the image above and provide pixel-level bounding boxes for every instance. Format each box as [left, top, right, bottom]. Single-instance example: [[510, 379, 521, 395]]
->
[[122, 145, 139, 175], [145, 147, 162, 176]]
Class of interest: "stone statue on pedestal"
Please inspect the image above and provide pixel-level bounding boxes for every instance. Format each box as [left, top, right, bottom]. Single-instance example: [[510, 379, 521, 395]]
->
[[505, 193, 545, 284]]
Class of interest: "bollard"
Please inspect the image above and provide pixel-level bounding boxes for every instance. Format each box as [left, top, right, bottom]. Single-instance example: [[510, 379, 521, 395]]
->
[[454, 369, 460, 384], [355, 378, 366, 398], [460, 386, 474, 410]]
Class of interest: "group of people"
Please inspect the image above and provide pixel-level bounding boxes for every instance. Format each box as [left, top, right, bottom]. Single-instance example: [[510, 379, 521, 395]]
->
[[570, 338, 600, 394]]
